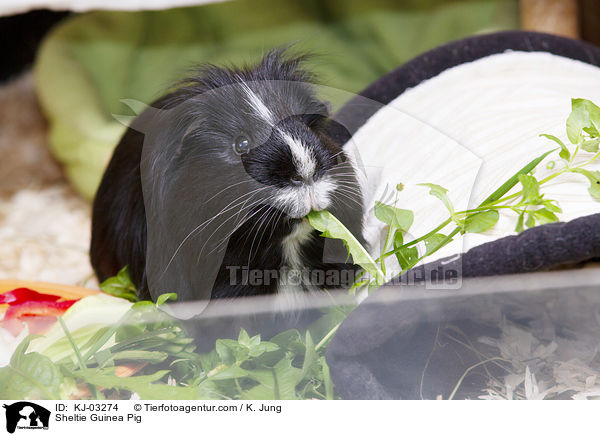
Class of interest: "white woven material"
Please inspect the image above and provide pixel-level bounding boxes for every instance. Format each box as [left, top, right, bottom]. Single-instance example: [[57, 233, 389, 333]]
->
[[0, 0, 226, 17], [351, 51, 600, 267]]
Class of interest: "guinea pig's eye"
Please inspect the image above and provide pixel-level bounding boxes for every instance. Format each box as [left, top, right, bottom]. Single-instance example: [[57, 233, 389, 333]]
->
[[232, 136, 251, 155]]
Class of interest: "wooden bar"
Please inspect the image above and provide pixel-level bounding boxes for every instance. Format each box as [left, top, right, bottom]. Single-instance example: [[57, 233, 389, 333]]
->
[[520, 0, 579, 39]]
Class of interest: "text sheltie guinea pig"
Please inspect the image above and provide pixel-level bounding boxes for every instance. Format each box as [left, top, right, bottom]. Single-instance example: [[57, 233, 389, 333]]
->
[[90, 49, 364, 304]]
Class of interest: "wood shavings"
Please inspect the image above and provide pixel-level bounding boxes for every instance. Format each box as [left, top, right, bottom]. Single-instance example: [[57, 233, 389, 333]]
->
[[0, 184, 97, 287]]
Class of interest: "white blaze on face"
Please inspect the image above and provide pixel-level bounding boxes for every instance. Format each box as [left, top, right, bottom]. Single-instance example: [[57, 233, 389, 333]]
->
[[241, 82, 275, 126], [280, 131, 317, 180], [242, 83, 335, 218]]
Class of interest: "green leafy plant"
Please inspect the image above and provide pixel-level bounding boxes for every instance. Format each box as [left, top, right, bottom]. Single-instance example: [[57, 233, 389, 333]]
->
[[309, 98, 600, 287], [99, 266, 138, 302], [1, 276, 350, 400]]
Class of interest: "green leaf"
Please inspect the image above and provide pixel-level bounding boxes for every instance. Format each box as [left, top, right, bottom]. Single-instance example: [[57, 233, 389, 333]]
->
[[567, 98, 600, 143], [72, 368, 200, 399], [215, 340, 236, 365], [395, 246, 419, 271], [307, 306, 350, 348], [300, 331, 318, 381], [307, 210, 384, 284], [571, 168, 600, 198], [542, 199, 562, 213], [525, 211, 536, 228], [1, 335, 63, 399], [394, 231, 419, 270], [480, 149, 555, 206], [237, 329, 251, 347], [464, 210, 500, 234], [515, 209, 526, 233], [156, 293, 177, 306], [418, 183, 454, 214], [581, 138, 600, 153], [540, 134, 570, 160], [423, 233, 448, 254], [111, 350, 169, 363], [533, 208, 559, 225], [207, 365, 249, 381], [374, 201, 414, 231], [518, 174, 542, 204], [100, 266, 138, 302], [321, 357, 335, 400]]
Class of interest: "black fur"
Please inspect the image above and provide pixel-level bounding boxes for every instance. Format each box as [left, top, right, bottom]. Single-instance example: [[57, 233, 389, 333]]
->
[[91, 49, 364, 302]]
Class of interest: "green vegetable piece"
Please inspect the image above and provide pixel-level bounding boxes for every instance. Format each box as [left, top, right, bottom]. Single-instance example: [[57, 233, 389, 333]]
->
[[393, 231, 419, 270], [395, 246, 419, 271], [100, 266, 138, 302], [540, 134, 570, 160], [418, 183, 455, 214], [480, 149, 555, 206], [515, 210, 526, 233], [307, 210, 384, 284], [533, 208, 559, 225], [546, 161, 555, 170], [582, 138, 600, 153], [156, 293, 178, 306], [464, 210, 500, 234], [374, 201, 414, 231], [0, 335, 63, 399], [320, 357, 335, 400], [237, 329, 251, 347], [300, 331, 318, 381], [567, 98, 600, 144], [72, 368, 199, 400], [525, 210, 536, 228], [423, 233, 448, 254], [571, 168, 600, 198], [542, 199, 562, 213], [518, 174, 542, 204]]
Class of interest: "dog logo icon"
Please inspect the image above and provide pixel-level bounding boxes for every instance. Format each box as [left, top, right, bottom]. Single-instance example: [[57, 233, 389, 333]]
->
[[3, 402, 50, 433]]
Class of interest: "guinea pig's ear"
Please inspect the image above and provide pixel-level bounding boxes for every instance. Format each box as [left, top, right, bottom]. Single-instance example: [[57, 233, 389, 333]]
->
[[301, 100, 331, 128], [138, 97, 270, 309]]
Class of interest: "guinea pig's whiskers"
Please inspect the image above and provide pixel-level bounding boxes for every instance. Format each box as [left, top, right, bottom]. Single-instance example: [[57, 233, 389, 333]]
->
[[205, 179, 254, 203], [246, 206, 278, 265], [333, 181, 361, 192], [201, 197, 270, 255], [161, 187, 269, 275], [332, 189, 363, 208], [207, 201, 272, 256], [268, 207, 286, 241]]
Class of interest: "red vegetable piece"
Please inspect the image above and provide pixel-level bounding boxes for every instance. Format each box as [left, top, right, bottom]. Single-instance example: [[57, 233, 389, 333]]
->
[[2, 299, 79, 336], [0, 288, 61, 305]]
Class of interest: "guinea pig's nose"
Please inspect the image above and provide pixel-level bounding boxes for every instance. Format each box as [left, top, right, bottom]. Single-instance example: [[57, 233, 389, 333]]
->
[[291, 173, 314, 186]]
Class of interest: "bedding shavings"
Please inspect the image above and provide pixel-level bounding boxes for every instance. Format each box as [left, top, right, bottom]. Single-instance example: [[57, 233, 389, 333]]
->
[[0, 184, 96, 287]]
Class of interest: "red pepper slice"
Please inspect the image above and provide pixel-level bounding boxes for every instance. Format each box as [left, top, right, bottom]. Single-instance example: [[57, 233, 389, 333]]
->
[[2, 299, 79, 336], [0, 288, 61, 305]]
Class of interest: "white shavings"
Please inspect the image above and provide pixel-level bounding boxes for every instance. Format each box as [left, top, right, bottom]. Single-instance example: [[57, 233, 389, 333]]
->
[[0, 184, 96, 287]]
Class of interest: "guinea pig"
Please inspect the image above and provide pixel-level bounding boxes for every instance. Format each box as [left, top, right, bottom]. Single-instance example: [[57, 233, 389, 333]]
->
[[90, 48, 364, 305]]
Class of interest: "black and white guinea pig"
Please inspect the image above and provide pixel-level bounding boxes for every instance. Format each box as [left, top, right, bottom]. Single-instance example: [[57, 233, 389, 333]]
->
[[90, 48, 364, 303]]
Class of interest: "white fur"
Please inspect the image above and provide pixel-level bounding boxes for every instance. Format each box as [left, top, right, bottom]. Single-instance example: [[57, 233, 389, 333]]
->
[[276, 219, 317, 309], [279, 131, 317, 180], [273, 176, 334, 218], [242, 83, 275, 126], [281, 218, 314, 273]]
